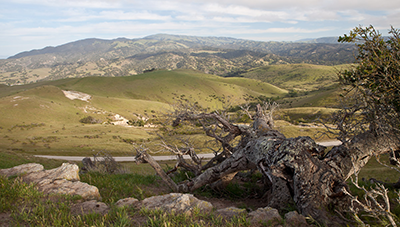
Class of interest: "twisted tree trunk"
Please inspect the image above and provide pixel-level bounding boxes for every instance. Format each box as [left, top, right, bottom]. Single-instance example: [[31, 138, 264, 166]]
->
[[136, 104, 400, 225]]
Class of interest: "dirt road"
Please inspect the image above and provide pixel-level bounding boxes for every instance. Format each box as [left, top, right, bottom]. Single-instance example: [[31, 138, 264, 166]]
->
[[34, 140, 341, 162]]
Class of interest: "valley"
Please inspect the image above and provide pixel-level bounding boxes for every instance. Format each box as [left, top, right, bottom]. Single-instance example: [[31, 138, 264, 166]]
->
[[0, 34, 348, 158], [0, 68, 338, 157]]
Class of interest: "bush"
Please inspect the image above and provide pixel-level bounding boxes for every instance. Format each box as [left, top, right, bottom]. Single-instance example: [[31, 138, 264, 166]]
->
[[79, 116, 102, 124]]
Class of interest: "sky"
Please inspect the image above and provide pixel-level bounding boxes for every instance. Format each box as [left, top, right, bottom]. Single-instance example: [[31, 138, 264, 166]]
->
[[1, 0, 399, 59]]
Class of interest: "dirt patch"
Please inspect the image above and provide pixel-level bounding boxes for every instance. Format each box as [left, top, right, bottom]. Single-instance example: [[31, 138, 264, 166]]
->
[[62, 90, 91, 102], [196, 195, 269, 211], [0, 212, 12, 227]]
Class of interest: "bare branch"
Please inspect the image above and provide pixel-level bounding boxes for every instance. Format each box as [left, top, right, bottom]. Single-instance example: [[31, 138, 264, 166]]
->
[[134, 146, 179, 192]]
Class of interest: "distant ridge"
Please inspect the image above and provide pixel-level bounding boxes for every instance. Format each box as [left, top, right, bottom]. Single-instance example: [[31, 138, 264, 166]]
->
[[8, 38, 114, 59], [295, 37, 340, 44], [0, 34, 356, 85]]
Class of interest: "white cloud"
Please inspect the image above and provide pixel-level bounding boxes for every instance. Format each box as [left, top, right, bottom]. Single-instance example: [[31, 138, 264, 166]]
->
[[1, 0, 400, 57], [58, 9, 172, 22], [7, 0, 125, 9]]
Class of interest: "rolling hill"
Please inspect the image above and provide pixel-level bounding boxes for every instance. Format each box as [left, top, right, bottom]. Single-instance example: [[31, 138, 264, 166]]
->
[[0, 69, 287, 126], [240, 63, 348, 91], [0, 34, 356, 86], [0, 69, 290, 155]]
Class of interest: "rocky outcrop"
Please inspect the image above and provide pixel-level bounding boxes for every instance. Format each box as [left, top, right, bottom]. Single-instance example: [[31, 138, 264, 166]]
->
[[140, 193, 213, 215], [0, 163, 100, 200], [71, 200, 109, 215], [115, 197, 139, 208], [0, 163, 310, 225], [0, 163, 44, 177]]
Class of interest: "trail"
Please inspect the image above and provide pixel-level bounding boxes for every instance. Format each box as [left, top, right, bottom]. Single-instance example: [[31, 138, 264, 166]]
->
[[34, 140, 342, 162]]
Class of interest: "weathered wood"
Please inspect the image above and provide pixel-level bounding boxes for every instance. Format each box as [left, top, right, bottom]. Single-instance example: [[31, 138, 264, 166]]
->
[[135, 151, 179, 192], [141, 102, 400, 224]]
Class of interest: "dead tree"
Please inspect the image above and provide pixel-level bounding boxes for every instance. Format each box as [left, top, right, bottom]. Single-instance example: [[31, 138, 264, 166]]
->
[[135, 26, 400, 225], [135, 100, 400, 225]]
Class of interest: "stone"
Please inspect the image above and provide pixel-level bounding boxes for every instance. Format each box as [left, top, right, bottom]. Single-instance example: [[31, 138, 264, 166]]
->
[[141, 193, 213, 215], [248, 207, 283, 226], [37, 179, 101, 200], [23, 163, 80, 183], [0, 163, 100, 200], [215, 207, 247, 218], [71, 200, 109, 215], [81, 157, 94, 172], [284, 211, 309, 227], [115, 197, 139, 208], [0, 163, 44, 177]]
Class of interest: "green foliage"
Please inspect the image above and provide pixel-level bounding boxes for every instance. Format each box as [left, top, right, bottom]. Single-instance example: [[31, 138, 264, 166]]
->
[[128, 119, 146, 126], [79, 115, 101, 124], [339, 26, 400, 112], [337, 25, 400, 138]]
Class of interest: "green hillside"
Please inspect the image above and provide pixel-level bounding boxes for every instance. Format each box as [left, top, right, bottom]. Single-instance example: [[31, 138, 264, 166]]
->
[[0, 69, 288, 156], [47, 69, 287, 108], [241, 63, 349, 91]]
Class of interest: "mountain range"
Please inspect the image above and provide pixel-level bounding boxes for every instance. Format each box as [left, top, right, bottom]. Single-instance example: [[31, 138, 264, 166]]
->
[[0, 34, 356, 85]]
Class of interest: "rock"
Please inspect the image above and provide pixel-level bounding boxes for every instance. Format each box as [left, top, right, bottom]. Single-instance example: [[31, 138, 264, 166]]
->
[[81, 157, 94, 172], [115, 197, 139, 208], [0, 163, 100, 200], [37, 179, 101, 200], [0, 163, 44, 177], [71, 200, 109, 215], [141, 193, 213, 215], [284, 211, 309, 227], [215, 207, 247, 218], [248, 207, 283, 226], [23, 163, 80, 183]]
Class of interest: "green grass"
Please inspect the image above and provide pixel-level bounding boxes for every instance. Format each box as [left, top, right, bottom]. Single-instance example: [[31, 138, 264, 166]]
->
[[2, 143, 400, 226], [0, 69, 290, 156], [0, 172, 252, 227], [80, 172, 167, 204], [0, 149, 65, 169], [51, 69, 286, 108], [278, 107, 339, 124], [242, 63, 349, 91]]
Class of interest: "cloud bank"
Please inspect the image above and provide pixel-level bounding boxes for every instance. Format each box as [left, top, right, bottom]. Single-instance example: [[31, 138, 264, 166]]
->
[[1, 0, 399, 58]]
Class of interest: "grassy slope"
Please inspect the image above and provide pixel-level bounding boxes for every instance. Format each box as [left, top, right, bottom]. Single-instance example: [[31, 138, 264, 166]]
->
[[54, 69, 287, 108], [242, 63, 350, 91], [0, 69, 287, 156]]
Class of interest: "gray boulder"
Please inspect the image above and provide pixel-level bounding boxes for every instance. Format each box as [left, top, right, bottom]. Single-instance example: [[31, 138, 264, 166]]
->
[[23, 163, 80, 183], [248, 207, 283, 226], [284, 211, 309, 227], [0, 163, 100, 200], [71, 200, 109, 215], [115, 197, 140, 208], [0, 163, 44, 177], [141, 193, 213, 215]]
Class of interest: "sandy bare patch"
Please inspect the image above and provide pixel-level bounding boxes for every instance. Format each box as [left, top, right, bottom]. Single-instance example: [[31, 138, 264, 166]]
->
[[62, 90, 91, 102]]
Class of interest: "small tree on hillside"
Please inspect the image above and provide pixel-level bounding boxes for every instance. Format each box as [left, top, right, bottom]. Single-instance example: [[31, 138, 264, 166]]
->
[[334, 25, 400, 142]]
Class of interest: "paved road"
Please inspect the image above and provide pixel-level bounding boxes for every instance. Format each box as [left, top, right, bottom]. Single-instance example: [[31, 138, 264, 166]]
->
[[34, 140, 342, 162]]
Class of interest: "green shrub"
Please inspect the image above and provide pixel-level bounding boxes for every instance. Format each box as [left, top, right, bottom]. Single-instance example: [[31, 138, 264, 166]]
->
[[79, 116, 101, 124]]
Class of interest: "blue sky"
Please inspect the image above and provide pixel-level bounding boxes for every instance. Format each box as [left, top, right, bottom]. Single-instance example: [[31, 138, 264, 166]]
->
[[1, 0, 399, 59]]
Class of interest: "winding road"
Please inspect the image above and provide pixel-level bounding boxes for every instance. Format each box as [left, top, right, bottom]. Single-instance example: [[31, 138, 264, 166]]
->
[[34, 140, 342, 162]]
